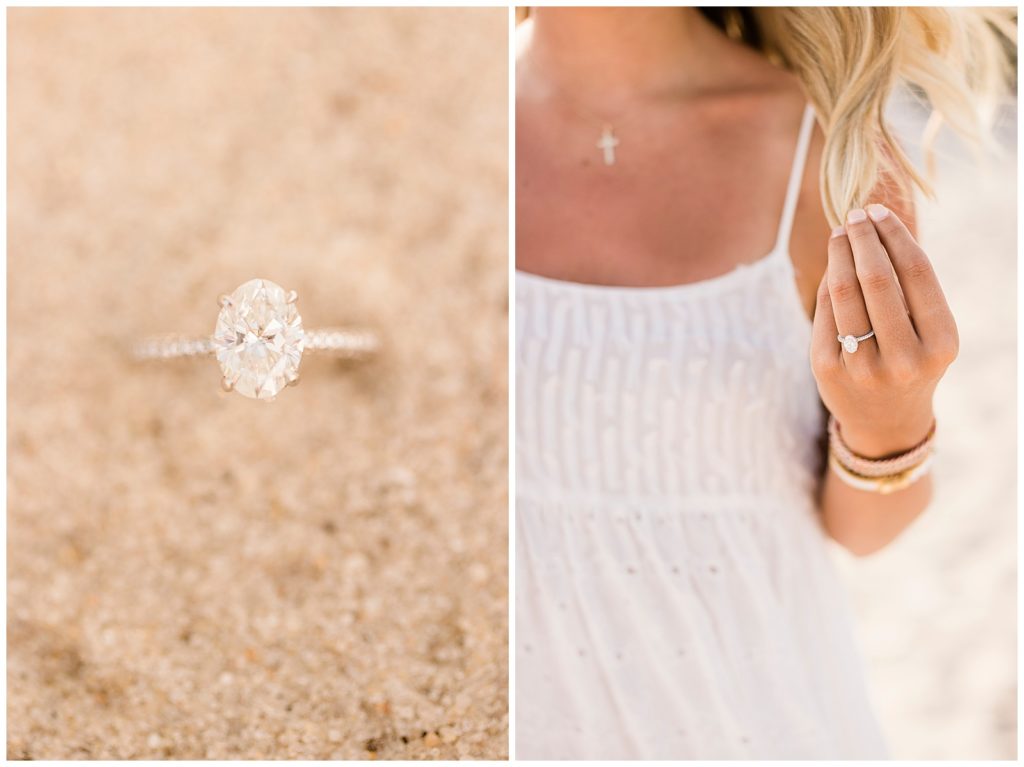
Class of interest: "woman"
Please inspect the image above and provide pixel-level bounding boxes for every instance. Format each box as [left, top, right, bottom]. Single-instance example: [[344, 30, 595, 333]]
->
[[515, 7, 1014, 759]]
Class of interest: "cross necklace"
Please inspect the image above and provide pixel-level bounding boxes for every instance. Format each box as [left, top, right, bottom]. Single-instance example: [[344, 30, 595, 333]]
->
[[596, 124, 621, 166], [558, 94, 631, 167]]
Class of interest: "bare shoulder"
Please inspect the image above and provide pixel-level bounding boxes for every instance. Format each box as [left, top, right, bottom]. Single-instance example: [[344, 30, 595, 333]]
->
[[695, 34, 809, 128]]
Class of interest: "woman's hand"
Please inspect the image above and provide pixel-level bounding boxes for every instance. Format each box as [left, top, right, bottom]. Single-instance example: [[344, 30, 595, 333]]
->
[[810, 204, 959, 458]]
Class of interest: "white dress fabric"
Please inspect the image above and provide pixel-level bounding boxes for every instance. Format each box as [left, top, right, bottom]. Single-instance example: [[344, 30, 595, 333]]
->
[[515, 104, 888, 760]]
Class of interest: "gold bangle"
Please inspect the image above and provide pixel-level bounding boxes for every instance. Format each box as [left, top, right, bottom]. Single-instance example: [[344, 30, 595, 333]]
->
[[828, 450, 933, 495]]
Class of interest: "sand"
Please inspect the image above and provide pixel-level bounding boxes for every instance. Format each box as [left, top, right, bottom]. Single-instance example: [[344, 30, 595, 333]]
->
[[7, 8, 508, 760], [832, 92, 1017, 759]]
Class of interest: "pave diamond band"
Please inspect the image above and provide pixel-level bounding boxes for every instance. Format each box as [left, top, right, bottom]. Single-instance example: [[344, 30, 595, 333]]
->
[[134, 278, 378, 400], [837, 329, 875, 354], [133, 329, 379, 362]]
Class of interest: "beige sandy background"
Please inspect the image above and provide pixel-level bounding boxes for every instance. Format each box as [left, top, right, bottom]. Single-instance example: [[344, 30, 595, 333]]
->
[[7, 8, 508, 760], [833, 90, 1017, 759]]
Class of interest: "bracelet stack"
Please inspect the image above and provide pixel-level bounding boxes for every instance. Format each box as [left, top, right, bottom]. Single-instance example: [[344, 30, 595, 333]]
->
[[827, 415, 936, 495]]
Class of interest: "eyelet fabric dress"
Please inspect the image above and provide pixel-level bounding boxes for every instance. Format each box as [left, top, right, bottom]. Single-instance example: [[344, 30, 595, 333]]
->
[[515, 103, 888, 759]]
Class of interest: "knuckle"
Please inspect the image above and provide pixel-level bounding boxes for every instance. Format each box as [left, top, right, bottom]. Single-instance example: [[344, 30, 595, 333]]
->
[[816, 281, 831, 306], [857, 269, 893, 296], [847, 360, 880, 387], [944, 320, 960, 349], [828, 277, 861, 304], [810, 348, 839, 378], [902, 251, 934, 280], [885, 354, 922, 384], [928, 327, 960, 366]]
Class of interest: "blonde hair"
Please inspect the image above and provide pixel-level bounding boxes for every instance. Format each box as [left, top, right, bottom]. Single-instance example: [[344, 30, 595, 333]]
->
[[702, 7, 1016, 225]]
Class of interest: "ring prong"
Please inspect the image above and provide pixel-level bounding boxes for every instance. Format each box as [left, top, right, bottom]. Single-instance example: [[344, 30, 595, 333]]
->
[[218, 294, 232, 308], [221, 376, 235, 392], [286, 290, 298, 304]]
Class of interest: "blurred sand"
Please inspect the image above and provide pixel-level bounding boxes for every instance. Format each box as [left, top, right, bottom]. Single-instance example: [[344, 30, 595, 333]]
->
[[7, 8, 508, 760], [833, 91, 1017, 759]]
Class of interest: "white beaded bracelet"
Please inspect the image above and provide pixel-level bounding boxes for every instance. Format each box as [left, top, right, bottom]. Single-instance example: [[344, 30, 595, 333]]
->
[[828, 450, 934, 495]]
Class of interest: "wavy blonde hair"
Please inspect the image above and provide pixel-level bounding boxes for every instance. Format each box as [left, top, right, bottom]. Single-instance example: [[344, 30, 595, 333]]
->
[[700, 7, 1016, 225]]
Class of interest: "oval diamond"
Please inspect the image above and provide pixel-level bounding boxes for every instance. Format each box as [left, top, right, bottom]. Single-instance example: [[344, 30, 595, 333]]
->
[[842, 335, 859, 354], [213, 279, 304, 400]]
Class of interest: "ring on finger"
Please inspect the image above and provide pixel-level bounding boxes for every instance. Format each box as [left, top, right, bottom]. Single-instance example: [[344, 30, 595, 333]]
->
[[837, 329, 875, 354]]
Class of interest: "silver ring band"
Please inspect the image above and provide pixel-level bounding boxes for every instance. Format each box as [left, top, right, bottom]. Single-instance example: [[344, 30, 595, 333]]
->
[[133, 328, 379, 361]]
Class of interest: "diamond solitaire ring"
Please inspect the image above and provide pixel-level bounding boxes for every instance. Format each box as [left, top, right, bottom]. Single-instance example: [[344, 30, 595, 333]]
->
[[837, 329, 875, 354], [134, 278, 379, 400]]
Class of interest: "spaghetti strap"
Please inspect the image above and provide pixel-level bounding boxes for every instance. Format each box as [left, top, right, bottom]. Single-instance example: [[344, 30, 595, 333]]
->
[[773, 102, 816, 254]]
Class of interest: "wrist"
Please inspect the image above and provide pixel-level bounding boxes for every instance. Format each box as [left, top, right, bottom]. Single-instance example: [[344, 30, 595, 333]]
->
[[834, 412, 936, 459]]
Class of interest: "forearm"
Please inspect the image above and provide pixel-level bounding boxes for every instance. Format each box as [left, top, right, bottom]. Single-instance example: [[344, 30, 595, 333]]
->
[[820, 462, 932, 556]]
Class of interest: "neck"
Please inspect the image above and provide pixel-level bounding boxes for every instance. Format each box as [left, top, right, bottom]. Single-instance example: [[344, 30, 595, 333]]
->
[[519, 7, 723, 103]]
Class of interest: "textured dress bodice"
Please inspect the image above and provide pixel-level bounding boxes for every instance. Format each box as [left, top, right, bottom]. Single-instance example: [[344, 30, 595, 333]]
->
[[516, 247, 823, 506], [515, 104, 887, 759]]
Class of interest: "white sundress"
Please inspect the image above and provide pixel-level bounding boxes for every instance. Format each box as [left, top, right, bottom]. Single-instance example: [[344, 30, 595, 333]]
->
[[515, 103, 888, 760]]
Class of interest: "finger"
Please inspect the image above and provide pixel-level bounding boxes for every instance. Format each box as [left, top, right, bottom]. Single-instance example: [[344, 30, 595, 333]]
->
[[810, 271, 841, 375], [844, 208, 916, 350], [865, 203, 952, 341], [827, 226, 876, 360]]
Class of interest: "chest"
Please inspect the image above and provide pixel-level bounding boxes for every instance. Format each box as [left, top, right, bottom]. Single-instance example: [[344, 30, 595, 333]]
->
[[516, 106, 799, 288]]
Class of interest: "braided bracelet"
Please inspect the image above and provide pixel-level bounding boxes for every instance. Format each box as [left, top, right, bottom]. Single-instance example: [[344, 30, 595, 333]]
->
[[827, 414, 936, 478]]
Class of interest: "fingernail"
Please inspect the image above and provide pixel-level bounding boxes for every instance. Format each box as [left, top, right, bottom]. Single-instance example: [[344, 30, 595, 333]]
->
[[846, 208, 867, 224], [830, 225, 846, 239], [866, 203, 890, 222]]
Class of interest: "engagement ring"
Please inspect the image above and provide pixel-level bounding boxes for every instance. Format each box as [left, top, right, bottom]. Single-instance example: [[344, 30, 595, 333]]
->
[[134, 278, 379, 400], [837, 329, 875, 354]]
